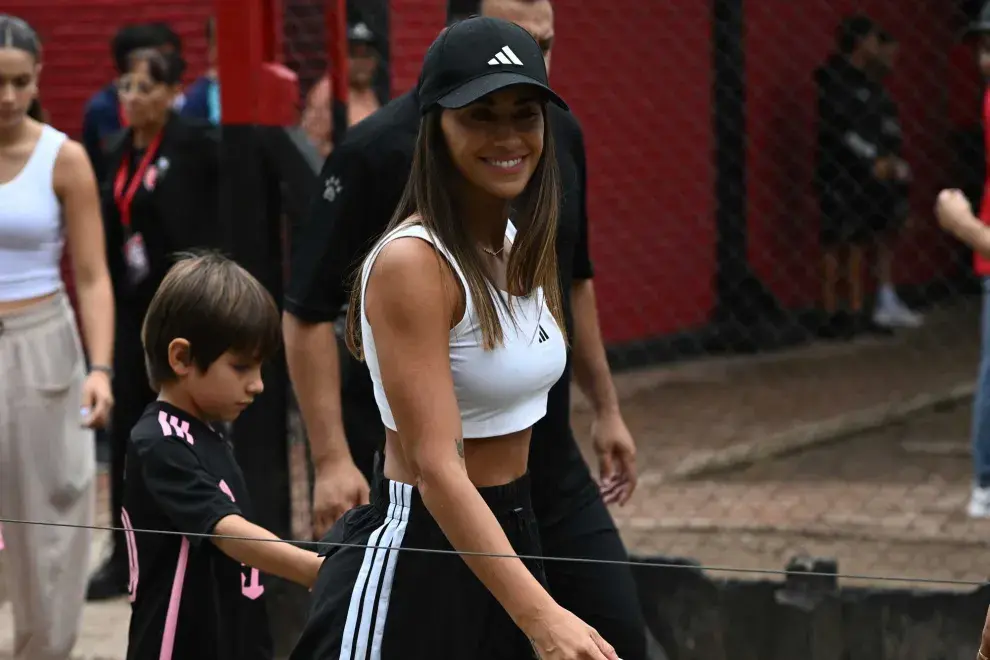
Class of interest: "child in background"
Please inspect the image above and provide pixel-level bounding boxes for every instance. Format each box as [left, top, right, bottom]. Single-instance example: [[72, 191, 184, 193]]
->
[[123, 252, 322, 660]]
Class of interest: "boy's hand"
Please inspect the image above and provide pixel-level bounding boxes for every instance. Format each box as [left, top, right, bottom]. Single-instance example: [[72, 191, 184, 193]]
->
[[934, 188, 976, 236]]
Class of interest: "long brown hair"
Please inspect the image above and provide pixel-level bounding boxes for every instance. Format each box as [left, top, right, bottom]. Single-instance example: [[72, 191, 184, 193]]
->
[[345, 102, 564, 358]]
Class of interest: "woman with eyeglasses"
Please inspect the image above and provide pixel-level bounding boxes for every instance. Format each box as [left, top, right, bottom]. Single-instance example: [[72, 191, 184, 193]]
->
[[92, 47, 224, 601]]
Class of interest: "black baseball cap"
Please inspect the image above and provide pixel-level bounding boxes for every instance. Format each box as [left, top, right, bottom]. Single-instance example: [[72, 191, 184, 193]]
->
[[417, 16, 567, 114]]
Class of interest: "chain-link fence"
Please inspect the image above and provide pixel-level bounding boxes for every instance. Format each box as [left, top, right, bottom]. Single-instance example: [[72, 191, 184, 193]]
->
[[282, 0, 990, 589], [5, 0, 990, 654], [566, 0, 986, 590]]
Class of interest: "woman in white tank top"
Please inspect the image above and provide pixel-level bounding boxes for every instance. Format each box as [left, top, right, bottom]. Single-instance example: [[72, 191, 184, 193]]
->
[[0, 15, 115, 659], [292, 17, 618, 660]]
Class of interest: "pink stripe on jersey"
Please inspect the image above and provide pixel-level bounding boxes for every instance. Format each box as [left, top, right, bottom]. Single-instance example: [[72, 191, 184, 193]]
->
[[218, 479, 236, 502], [159, 537, 190, 660], [170, 416, 194, 445], [157, 411, 172, 436]]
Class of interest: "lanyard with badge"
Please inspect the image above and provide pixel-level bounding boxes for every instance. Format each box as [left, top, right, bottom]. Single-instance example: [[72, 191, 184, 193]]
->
[[114, 132, 163, 287]]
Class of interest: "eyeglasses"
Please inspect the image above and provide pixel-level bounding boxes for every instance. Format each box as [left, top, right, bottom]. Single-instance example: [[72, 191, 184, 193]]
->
[[117, 77, 158, 96]]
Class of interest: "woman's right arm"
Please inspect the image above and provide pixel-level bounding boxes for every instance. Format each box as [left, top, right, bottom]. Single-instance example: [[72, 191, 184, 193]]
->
[[56, 139, 116, 429], [365, 239, 616, 660]]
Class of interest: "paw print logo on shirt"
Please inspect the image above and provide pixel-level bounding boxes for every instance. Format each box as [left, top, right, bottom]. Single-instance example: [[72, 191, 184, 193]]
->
[[323, 175, 342, 202]]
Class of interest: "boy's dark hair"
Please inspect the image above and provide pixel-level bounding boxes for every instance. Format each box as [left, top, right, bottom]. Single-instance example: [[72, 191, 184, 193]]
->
[[837, 14, 876, 55], [142, 252, 281, 391]]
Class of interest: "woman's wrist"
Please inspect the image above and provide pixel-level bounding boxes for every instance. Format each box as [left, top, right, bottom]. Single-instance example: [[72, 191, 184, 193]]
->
[[88, 364, 114, 379], [510, 586, 558, 636]]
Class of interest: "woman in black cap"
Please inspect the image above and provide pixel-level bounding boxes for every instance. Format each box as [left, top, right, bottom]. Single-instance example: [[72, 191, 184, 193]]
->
[[290, 16, 619, 660]]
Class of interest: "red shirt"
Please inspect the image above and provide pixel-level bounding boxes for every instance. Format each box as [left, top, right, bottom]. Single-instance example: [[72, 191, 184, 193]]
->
[[977, 88, 990, 276]]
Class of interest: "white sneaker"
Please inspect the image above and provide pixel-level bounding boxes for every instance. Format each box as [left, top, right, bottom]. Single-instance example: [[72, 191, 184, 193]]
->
[[873, 301, 924, 329], [967, 486, 990, 518]]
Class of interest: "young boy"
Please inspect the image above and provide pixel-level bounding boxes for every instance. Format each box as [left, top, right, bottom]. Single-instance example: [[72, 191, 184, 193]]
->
[[934, 2, 990, 520], [122, 252, 322, 659]]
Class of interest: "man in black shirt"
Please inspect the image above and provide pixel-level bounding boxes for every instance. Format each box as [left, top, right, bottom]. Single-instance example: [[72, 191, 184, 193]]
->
[[284, 2, 654, 658]]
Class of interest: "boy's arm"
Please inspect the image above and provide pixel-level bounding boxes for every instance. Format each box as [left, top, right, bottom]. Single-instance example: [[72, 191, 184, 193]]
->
[[138, 437, 320, 587], [213, 515, 322, 588]]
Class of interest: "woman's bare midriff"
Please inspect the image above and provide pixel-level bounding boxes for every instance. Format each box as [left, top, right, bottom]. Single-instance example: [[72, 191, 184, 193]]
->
[[383, 428, 532, 488], [0, 290, 59, 315]]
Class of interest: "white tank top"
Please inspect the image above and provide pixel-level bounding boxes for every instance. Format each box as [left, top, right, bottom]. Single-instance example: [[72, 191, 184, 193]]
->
[[360, 221, 567, 438], [0, 124, 67, 303]]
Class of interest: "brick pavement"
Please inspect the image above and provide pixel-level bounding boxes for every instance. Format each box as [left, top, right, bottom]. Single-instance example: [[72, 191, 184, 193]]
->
[[1, 297, 982, 657], [614, 401, 989, 591], [569, 297, 980, 484]]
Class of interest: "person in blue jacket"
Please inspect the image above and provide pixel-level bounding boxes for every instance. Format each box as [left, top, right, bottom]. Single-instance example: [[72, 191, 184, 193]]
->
[[181, 18, 221, 125]]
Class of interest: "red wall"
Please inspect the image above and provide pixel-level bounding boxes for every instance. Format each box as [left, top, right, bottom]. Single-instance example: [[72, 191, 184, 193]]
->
[[15, 0, 967, 347], [745, 0, 960, 308], [389, 0, 446, 94], [552, 1, 717, 343]]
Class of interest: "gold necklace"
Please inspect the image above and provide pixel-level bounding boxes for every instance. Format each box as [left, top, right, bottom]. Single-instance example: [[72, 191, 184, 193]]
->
[[482, 245, 504, 257]]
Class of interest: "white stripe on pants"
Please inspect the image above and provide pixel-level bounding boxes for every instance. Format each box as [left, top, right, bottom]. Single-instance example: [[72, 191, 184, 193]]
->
[[0, 292, 95, 660]]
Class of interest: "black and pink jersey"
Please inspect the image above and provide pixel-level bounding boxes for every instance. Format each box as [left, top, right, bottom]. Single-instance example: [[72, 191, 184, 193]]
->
[[123, 401, 273, 660]]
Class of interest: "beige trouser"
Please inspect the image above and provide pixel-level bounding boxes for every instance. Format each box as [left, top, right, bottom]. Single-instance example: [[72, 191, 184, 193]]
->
[[0, 292, 95, 660]]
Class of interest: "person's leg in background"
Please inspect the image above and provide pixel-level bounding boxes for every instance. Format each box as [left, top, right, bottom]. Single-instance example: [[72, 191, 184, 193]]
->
[[847, 239, 866, 326], [969, 277, 990, 517], [871, 198, 923, 329], [540, 493, 668, 660], [534, 436, 662, 660], [86, 314, 155, 600], [818, 205, 853, 340], [844, 203, 893, 337], [0, 297, 95, 659]]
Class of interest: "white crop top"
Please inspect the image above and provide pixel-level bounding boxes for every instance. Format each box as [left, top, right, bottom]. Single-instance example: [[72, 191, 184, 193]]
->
[[0, 124, 67, 303], [360, 222, 567, 438]]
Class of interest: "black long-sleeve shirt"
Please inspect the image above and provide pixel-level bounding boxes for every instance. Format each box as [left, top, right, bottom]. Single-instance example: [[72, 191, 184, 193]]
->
[[814, 54, 886, 212]]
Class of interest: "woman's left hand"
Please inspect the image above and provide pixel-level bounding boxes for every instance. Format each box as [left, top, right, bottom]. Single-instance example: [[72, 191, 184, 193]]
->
[[80, 370, 114, 429]]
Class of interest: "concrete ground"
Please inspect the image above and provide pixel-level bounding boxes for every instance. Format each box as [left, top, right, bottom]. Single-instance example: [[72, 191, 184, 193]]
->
[[1, 296, 983, 658]]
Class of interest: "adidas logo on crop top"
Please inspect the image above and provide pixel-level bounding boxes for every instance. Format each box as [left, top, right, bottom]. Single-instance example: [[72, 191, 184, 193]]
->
[[122, 401, 273, 660]]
